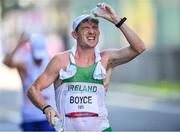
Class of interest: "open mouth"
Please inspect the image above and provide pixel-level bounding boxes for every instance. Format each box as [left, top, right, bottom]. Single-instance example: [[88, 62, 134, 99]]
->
[[87, 36, 96, 41]]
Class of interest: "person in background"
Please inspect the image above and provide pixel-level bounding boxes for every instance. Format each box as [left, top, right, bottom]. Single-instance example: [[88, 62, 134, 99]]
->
[[27, 2, 145, 131], [47, 33, 65, 59], [3, 33, 56, 131]]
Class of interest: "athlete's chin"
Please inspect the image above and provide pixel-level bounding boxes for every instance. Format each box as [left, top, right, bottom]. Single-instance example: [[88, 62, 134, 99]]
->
[[87, 44, 97, 48], [86, 42, 98, 48]]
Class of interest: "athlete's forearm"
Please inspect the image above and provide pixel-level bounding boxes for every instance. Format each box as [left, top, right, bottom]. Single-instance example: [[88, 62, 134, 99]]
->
[[27, 85, 48, 111], [28, 85, 60, 126], [95, 3, 145, 54], [118, 23, 145, 54], [3, 44, 20, 67]]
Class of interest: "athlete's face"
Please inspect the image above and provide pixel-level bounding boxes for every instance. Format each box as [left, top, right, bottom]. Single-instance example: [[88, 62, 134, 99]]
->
[[73, 20, 100, 48]]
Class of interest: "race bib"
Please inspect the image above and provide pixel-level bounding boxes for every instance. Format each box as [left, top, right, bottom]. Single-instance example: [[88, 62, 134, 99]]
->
[[64, 92, 99, 116]]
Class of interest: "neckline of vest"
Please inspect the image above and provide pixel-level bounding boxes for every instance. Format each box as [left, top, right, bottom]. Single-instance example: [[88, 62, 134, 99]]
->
[[70, 62, 97, 69]]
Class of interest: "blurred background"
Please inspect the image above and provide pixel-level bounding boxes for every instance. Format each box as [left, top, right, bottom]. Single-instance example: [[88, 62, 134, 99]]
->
[[0, 0, 180, 131]]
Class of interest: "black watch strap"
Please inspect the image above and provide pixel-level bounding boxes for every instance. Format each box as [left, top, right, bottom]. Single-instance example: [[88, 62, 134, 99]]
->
[[42, 105, 51, 114], [115, 17, 127, 28]]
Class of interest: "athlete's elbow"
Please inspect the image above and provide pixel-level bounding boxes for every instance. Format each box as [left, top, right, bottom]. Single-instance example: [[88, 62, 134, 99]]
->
[[27, 85, 37, 100], [136, 42, 146, 54]]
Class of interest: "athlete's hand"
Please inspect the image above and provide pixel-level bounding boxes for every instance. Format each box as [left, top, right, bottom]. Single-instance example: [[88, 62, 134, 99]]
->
[[95, 3, 121, 25], [44, 107, 61, 127]]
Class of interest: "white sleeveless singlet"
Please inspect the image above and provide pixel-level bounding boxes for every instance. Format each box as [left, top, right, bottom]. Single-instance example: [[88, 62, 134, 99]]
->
[[55, 47, 110, 131]]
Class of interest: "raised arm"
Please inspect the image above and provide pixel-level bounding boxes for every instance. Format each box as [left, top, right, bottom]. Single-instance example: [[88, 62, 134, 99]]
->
[[107, 23, 145, 68], [3, 32, 29, 69], [95, 3, 145, 68]]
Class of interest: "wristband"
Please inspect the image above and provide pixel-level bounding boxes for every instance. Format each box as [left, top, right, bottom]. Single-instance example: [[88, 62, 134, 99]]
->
[[115, 17, 127, 28], [42, 105, 51, 114]]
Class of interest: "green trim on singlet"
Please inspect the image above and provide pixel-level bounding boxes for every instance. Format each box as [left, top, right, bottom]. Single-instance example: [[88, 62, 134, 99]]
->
[[103, 127, 112, 132], [61, 63, 103, 85]]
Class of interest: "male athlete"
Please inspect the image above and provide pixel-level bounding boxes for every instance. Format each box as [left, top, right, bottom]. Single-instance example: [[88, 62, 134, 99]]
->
[[28, 3, 145, 131]]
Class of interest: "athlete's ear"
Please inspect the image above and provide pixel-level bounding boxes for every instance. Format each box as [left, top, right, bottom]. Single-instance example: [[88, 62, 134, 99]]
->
[[71, 31, 78, 40]]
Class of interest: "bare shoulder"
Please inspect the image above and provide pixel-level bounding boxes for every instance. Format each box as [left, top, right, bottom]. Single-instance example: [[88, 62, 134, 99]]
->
[[100, 49, 112, 69], [100, 49, 110, 59], [49, 50, 70, 70], [52, 51, 69, 61]]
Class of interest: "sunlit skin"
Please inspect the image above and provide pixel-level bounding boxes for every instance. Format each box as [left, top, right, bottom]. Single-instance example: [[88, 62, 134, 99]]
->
[[73, 21, 100, 49], [71, 21, 100, 66]]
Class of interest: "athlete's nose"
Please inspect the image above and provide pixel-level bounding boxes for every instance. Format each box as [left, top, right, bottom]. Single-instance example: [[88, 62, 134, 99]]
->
[[88, 28, 95, 34]]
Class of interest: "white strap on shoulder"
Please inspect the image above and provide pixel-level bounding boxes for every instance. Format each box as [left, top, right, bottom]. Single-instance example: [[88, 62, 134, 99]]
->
[[60, 44, 106, 80], [59, 64, 77, 80]]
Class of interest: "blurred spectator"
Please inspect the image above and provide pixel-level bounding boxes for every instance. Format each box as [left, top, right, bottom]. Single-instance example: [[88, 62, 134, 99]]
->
[[3, 33, 56, 131], [47, 33, 65, 58]]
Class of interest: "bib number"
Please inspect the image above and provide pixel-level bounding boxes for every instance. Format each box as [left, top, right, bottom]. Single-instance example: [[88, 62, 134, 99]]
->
[[65, 92, 99, 116]]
